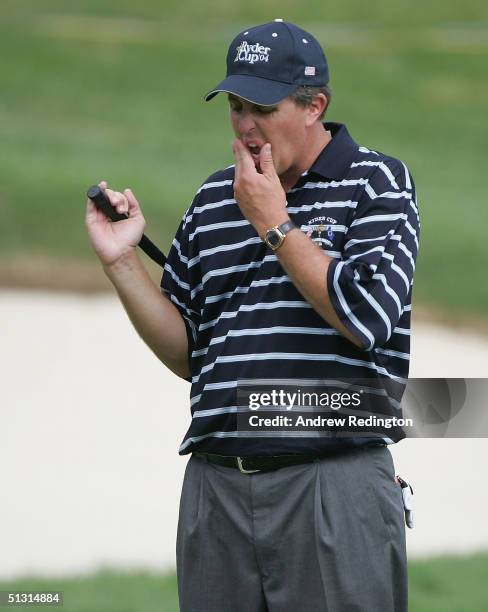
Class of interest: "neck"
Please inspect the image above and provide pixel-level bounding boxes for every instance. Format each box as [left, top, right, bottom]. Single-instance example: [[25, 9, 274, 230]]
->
[[279, 123, 332, 192]]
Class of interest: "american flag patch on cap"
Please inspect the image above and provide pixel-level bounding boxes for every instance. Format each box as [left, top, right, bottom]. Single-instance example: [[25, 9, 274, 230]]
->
[[304, 66, 316, 76]]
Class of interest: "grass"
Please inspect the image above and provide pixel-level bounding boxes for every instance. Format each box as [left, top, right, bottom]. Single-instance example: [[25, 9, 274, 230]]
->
[[0, 570, 178, 612], [1, 553, 488, 611], [408, 553, 488, 612], [1, 1, 487, 315]]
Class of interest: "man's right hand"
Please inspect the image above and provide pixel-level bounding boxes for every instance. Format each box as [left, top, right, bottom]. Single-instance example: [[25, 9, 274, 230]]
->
[[85, 181, 146, 268]]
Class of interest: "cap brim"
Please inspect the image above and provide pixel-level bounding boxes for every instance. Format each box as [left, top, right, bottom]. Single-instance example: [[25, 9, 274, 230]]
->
[[204, 74, 296, 106]]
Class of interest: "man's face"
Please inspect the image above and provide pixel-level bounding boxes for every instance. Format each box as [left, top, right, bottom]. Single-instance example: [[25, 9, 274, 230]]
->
[[228, 94, 309, 176]]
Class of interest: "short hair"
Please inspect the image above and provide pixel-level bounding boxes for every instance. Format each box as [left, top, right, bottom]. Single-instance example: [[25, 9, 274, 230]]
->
[[289, 84, 332, 120]]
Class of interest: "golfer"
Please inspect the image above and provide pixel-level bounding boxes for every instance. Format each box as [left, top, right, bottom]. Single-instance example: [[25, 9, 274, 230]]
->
[[86, 19, 419, 611]]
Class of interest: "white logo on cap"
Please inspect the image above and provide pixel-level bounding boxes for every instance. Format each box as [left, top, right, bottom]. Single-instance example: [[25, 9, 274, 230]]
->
[[305, 66, 316, 76], [235, 41, 271, 65]]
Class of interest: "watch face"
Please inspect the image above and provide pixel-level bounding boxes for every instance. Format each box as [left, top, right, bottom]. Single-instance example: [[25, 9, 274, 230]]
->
[[267, 230, 281, 248]]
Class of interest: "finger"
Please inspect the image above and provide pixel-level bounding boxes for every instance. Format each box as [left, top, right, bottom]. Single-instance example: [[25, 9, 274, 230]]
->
[[232, 139, 242, 182], [232, 139, 255, 180], [124, 188, 142, 216], [85, 198, 105, 225], [105, 189, 121, 206], [85, 198, 96, 223], [104, 188, 115, 203], [98, 180, 108, 190], [259, 143, 277, 178], [115, 191, 129, 215], [105, 189, 129, 216], [234, 139, 255, 172]]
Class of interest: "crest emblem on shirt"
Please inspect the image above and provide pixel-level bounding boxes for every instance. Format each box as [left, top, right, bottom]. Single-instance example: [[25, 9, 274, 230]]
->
[[305, 216, 337, 248]]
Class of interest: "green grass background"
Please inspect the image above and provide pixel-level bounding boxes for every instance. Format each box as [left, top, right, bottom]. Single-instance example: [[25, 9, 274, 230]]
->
[[1, 553, 488, 611], [1, 1, 487, 314]]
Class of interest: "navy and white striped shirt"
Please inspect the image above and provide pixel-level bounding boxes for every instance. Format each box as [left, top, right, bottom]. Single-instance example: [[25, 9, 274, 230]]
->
[[161, 122, 420, 456]]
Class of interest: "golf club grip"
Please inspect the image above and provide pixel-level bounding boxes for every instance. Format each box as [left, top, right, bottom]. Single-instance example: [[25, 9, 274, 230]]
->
[[86, 185, 166, 268]]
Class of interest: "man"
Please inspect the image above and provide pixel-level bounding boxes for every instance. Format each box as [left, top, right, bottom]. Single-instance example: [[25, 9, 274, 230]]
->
[[86, 19, 418, 612]]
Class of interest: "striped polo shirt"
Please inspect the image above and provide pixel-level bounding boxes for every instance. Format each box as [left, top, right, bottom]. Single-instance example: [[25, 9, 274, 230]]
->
[[161, 122, 420, 456]]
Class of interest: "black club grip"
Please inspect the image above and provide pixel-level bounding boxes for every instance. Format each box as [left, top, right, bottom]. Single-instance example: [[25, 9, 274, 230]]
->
[[86, 185, 166, 268], [87, 185, 129, 222]]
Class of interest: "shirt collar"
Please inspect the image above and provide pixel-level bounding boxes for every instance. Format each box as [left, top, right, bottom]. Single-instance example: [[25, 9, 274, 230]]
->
[[306, 122, 359, 181]]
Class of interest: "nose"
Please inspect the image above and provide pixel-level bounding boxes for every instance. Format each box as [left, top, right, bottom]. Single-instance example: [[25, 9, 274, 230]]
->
[[235, 109, 256, 137]]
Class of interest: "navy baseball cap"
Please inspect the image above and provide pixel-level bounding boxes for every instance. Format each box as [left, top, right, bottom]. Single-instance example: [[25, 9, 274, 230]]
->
[[204, 19, 329, 106]]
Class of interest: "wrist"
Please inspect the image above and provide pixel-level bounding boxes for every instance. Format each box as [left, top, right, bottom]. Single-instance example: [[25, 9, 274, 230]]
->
[[103, 246, 139, 279], [263, 218, 296, 251], [259, 212, 291, 240]]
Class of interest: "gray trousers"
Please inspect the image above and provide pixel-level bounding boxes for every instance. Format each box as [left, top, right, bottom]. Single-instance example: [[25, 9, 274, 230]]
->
[[176, 446, 407, 612]]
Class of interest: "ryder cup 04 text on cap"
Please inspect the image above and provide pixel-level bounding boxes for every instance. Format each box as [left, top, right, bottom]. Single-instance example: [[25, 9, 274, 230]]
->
[[204, 20, 329, 106]]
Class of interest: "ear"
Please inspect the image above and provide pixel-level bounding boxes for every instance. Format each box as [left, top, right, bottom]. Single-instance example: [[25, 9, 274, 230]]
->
[[304, 93, 328, 127]]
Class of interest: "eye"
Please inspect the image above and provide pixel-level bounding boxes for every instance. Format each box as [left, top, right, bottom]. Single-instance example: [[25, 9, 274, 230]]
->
[[254, 105, 276, 115], [228, 97, 242, 112]]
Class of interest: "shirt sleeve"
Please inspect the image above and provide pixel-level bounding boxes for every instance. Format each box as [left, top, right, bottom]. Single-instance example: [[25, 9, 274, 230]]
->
[[160, 206, 201, 373], [327, 159, 420, 351]]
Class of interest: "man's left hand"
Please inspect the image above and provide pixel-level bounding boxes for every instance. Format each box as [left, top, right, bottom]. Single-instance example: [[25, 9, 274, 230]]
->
[[232, 139, 290, 238]]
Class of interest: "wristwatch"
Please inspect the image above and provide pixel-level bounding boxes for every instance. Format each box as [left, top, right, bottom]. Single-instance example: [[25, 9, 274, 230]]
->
[[264, 220, 296, 251]]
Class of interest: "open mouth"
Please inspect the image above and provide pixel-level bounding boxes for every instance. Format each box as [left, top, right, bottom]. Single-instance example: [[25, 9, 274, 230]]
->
[[246, 142, 263, 167], [248, 143, 261, 156]]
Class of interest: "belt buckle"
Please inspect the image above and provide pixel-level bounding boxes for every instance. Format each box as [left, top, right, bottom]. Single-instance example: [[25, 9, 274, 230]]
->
[[236, 457, 260, 474]]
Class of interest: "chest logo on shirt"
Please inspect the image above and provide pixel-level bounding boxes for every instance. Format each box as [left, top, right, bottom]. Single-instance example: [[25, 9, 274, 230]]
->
[[305, 216, 337, 248]]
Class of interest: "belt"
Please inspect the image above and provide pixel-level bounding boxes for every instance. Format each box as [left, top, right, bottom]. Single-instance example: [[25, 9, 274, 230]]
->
[[193, 444, 386, 475]]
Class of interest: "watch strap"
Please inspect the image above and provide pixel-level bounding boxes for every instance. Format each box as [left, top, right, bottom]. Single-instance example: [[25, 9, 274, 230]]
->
[[277, 220, 295, 236]]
